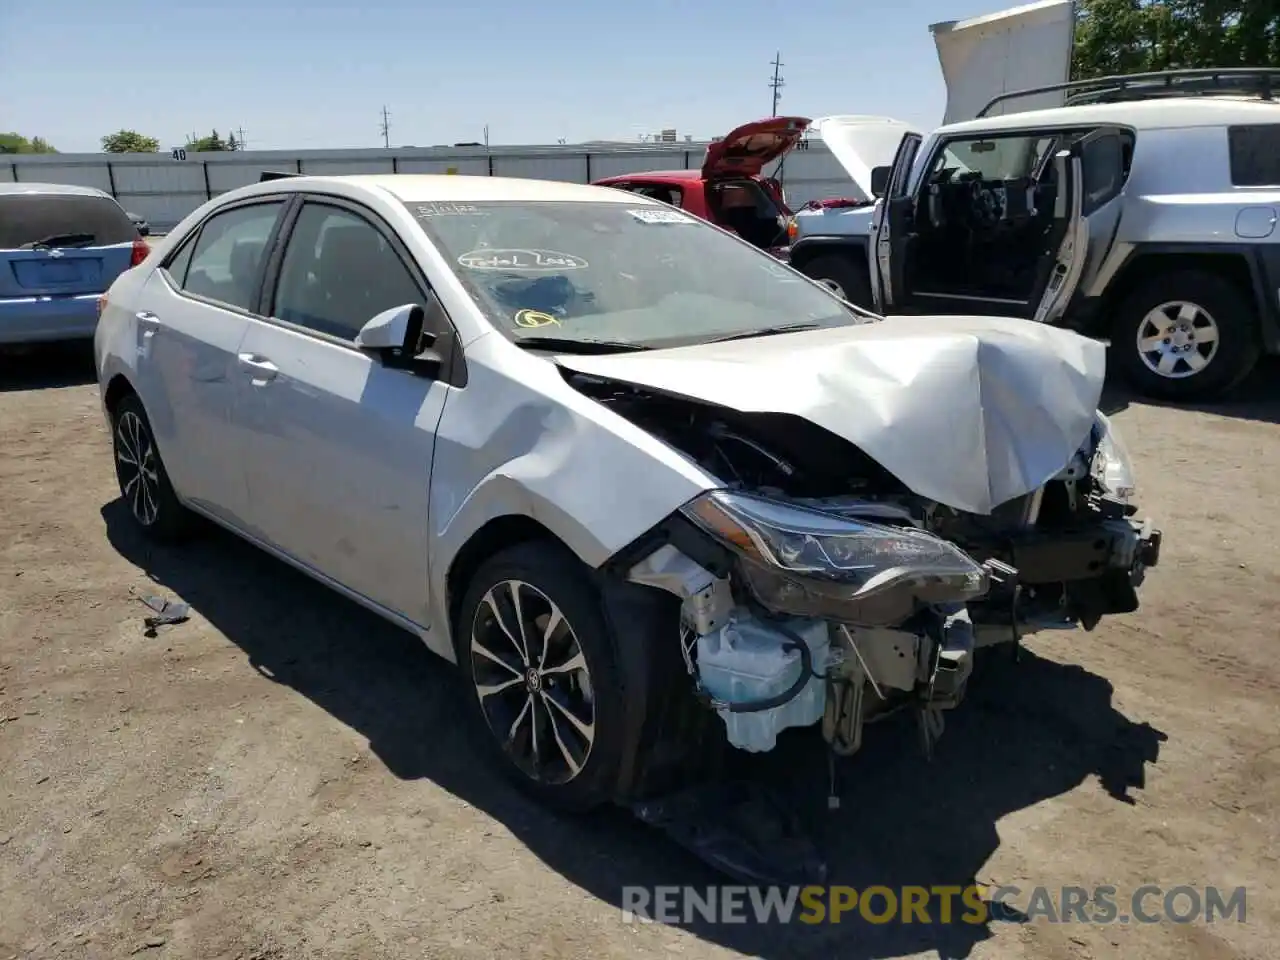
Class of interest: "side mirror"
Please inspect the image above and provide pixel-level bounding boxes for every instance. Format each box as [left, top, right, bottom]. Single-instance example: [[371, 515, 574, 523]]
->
[[870, 166, 891, 199], [355, 303, 440, 372]]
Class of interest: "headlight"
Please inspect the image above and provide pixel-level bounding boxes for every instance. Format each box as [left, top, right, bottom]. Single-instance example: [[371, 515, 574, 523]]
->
[[680, 490, 989, 625], [1092, 412, 1136, 501]]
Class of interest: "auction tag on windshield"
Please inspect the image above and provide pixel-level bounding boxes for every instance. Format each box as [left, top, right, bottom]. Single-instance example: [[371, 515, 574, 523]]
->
[[628, 208, 694, 224]]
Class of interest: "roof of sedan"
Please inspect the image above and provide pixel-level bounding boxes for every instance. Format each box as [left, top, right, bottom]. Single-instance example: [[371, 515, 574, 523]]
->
[[269, 174, 658, 204]]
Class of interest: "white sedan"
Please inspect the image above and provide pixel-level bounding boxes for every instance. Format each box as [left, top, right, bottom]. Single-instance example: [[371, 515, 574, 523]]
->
[[94, 173, 1160, 810]]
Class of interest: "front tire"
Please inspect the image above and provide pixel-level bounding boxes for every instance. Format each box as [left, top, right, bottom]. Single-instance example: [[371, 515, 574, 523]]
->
[[799, 253, 873, 309], [110, 393, 193, 543], [1111, 270, 1260, 401], [454, 541, 630, 811]]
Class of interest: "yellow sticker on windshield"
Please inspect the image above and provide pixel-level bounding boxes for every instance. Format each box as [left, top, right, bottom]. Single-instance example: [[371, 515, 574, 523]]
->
[[514, 309, 561, 328]]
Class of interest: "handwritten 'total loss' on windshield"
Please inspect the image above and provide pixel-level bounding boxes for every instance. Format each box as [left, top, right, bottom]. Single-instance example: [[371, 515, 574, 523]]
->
[[415, 203, 486, 218], [457, 249, 589, 271]]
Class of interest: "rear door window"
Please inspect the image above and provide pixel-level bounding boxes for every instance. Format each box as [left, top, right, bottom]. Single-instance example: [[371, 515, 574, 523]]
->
[[178, 201, 286, 312], [0, 193, 137, 250]]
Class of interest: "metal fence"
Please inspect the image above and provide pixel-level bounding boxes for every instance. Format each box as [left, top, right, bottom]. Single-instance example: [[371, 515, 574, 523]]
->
[[3, 142, 854, 231]]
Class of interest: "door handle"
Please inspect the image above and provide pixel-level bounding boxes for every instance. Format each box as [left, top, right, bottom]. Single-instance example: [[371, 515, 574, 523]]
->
[[136, 311, 161, 331], [237, 353, 279, 383]]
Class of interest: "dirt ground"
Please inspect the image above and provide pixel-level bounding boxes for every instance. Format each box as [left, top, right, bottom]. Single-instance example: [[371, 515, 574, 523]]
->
[[1, 346, 1277, 960]]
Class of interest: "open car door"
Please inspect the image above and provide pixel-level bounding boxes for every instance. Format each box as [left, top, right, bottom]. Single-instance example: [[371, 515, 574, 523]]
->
[[868, 131, 923, 311], [1031, 126, 1128, 326]]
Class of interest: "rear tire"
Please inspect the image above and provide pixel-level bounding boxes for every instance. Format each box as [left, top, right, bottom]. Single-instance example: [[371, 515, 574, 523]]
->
[[799, 253, 874, 309], [110, 393, 194, 544], [454, 541, 634, 812], [1110, 270, 1260, 402]]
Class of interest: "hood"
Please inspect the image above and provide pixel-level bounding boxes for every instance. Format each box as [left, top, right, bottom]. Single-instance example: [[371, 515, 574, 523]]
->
[[702, 116, 811, 180], [555, 316, 1105, 516], [810, 116, 916, 200], [931, 0, 1075, 123]]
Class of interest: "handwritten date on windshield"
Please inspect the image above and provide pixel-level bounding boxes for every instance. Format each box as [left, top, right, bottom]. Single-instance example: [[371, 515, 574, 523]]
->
[[458, 248, 589, 271]]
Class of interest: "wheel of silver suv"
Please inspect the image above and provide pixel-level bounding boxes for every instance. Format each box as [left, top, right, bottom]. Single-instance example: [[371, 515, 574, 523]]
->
[[1111, 269, 1261, 402]]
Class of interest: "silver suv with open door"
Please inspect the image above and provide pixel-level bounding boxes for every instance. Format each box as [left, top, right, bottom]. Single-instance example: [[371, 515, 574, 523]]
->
[[802, 69, 1280, 402]]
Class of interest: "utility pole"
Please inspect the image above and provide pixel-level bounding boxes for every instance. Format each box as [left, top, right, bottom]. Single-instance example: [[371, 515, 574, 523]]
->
[[483, 124, 490, 151], [769, 53, 788, 192], [379, 105, 391, 148], [769, 52, 785, 117]]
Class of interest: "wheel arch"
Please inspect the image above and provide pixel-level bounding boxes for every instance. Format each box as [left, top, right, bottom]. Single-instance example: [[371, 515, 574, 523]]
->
[[103, 372, 138, 416], [789, 234, 869, 272], [444, 514, 564, 641], [1087, 245, 1277, 351]]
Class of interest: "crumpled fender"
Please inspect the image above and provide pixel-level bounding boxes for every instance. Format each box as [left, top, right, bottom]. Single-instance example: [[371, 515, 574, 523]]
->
[[423, 333, 718, 661]]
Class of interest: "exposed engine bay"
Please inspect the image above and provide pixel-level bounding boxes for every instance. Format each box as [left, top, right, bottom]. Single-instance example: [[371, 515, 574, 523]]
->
[[573, 372, 1162, 765]]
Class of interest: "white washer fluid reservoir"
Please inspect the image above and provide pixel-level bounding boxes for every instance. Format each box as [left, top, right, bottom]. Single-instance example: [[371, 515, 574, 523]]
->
[[696, 610, 830, 752]]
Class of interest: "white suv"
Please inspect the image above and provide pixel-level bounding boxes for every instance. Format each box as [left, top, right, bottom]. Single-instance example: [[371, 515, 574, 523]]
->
[[790, 69, 1280, 401]]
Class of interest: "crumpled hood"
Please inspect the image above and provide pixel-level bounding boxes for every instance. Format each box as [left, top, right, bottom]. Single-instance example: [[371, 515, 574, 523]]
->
[[555, 315, 1106, 515]]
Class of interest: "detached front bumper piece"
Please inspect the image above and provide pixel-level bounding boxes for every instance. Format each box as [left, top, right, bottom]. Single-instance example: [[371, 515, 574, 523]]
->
[[970, 514, 1161, 631], [995, 518, 1160, 585]]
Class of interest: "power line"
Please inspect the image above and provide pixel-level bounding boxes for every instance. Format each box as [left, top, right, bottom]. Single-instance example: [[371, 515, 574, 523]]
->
[[379, 105, 391, 148], [769, 52, 785, 117]]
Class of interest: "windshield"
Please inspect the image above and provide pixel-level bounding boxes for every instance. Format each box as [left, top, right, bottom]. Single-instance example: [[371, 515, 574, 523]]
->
[[404, 200, 871, 349]]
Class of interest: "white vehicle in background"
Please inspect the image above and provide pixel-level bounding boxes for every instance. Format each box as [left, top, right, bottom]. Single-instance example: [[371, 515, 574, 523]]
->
[[94, 172, 1160, 813], [791, 69, 1280, 401]]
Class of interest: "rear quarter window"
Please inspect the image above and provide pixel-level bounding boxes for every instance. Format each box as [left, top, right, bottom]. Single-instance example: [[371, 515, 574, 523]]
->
[[1227, 125, 1280, 186], [0, 194, 137, 250]]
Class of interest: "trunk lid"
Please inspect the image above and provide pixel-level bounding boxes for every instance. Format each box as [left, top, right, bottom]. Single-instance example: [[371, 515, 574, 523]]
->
[[701, 116, 811, 179], [2, 245, 134, 298]]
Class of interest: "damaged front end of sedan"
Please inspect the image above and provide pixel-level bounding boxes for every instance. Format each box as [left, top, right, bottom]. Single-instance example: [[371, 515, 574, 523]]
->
[[571, 364, 1161, 780]]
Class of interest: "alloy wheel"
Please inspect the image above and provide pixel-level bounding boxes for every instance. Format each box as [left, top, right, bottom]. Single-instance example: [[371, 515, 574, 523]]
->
[[469, 579, 596, 785], [1135, 300, 1221, 379], [115, 410, 160, 526]]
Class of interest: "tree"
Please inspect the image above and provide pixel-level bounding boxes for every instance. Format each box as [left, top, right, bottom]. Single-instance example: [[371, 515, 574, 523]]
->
[[186, 129, 230, 152], [0, 132, 58, 154], [1073, 0, 1280, 79], [101, 129, 160, 153]]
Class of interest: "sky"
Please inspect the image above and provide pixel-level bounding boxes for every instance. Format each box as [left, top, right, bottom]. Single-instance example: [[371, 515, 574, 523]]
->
[[3, 0, 974, 154]]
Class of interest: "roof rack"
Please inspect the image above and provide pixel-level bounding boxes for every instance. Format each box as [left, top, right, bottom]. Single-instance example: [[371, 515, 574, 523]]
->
[[259, 170, 301, 182], [976, 67, 1280, 118]]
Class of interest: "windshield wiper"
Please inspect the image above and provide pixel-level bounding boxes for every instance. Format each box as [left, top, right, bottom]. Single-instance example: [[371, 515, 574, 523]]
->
[[513, 335, 651, 354], [703, 322, 822, 344], [22, 233, 96, 250]]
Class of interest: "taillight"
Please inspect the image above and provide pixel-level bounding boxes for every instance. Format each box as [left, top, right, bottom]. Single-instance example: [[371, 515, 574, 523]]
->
[[130, 238, 149, 267], [97, 294, 108, 319], [786, 218, 798, 241]]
